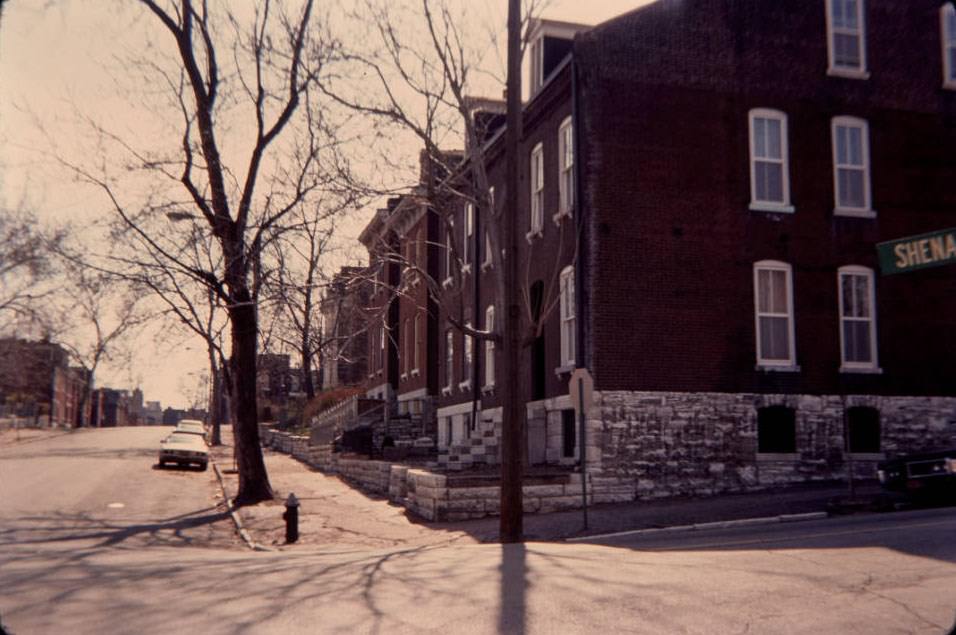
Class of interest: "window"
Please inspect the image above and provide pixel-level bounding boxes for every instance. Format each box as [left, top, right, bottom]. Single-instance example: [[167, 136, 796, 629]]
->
[[838, 266, 878, 371], [757, 406, 797, 454], [484, 306, 495, 388], [463, 203, 474, 268], [530, 37, 544, 94], [462, 322, 473, 387], [559, 266, 575, 366], [831, 117, 873, 216], [561, 409, 577, 458], [444, 218, 454, 284], [748, 109, 792, 212], [826, 0, 867, 77], [753, 261, 796, 367], [482, 229, 493, 270], [529, 143, 544, 237], [846, 406, 880, 453], [942, 4, 956, 88], [402, 318, 411, 376], [413, 313, 422, 373], [558, 117, 574, 218], [445, 329, 454, 391]]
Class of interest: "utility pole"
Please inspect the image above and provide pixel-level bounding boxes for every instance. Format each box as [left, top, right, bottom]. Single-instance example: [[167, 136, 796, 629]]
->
[[499, 0, 524, 543]]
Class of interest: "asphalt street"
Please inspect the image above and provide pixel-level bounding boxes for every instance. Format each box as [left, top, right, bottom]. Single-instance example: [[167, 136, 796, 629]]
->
[[2, 428, 955, 634]]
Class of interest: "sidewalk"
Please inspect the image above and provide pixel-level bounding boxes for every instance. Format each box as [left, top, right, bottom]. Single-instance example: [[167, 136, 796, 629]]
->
[[0, 425, 73, 447], [211, 429, 883, 549]]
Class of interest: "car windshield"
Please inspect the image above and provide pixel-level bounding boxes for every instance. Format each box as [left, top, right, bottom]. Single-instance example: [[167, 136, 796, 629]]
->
[[165, 434, 197, 444]]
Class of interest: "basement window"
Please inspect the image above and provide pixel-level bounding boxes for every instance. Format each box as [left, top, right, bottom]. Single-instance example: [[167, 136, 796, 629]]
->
[[846, 406, 880, 454], [757, 406, 797, 455]]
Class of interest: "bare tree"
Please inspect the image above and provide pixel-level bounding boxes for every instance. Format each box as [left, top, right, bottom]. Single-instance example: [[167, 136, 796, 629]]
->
[[54, 0, 347, 504], [322, 0, 560, 540], [0, 205, 64, 332]]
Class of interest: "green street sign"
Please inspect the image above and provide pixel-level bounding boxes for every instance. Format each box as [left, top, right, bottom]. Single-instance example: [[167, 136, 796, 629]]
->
[[876, 227, 956, 276]]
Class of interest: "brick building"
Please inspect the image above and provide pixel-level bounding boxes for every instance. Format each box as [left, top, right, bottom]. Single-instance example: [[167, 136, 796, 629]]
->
[[0, 337, 89, 427], [348, 0, 956, 500], [320, 266, 371, 390]]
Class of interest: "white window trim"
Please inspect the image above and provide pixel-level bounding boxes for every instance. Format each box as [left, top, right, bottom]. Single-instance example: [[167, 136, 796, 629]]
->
[[559, 265, 575, 366], [831, 116, 874, 218], [463, 203, 474, 267], [413, 313, 421, 374], [753, 260, 797, 369], [530, 142, 544, 237], [837, 265, 881, 373], [530, 36, 544, 95], [825, 0, 869, 79], [444, 329, 454, 393], [748, 109, 795, 214], [482, 229, 494, 271], [443, 218, 455, 285], [942, 4, 956, 89], [462, 321, 473, 389], [556, 116, 574, 222]]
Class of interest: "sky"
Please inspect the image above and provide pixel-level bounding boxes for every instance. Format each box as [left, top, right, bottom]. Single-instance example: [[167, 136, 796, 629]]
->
[[0, 0, 654, 409]]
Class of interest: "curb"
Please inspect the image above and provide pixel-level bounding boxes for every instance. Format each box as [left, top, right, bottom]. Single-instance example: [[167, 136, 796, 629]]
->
[[565, 511, 829, 542], [212, 461, 275, 552]]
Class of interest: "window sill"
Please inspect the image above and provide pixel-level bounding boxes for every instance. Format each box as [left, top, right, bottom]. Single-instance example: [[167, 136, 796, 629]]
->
[[481, 260, 493, 272], [833, 207, 876, 219], [410, 369, 420, 378], [458, 380, 472, 391], [462, 264, 472, 275], [442, 277, 454, 289], [481, 384, 496, 395], [554, 363, 575, 376], [755, 364, 801, 373], [525, 229, 543, 243], [400, 373, 408, 381], [552, 209, 572, 225], [749, 202, 795, 214], [441, 386, 453, 396], [756, 453, 799, 462], [839, 365, 882, 375], [827, 67, 870, 80]]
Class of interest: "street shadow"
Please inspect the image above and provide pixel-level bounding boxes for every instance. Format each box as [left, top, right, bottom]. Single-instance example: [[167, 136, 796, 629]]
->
[[498, 543, 527, 635]]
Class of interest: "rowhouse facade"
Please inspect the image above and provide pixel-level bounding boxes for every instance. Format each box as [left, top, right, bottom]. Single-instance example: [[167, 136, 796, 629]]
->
[[348, 0, 956, 503]]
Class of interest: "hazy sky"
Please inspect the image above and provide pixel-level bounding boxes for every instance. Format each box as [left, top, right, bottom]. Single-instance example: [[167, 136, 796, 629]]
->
[[0, 0, 653, 409]]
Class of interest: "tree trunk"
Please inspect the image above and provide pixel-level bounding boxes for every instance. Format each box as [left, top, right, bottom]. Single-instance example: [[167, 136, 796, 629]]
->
[[208, 349, 222, 446], [229, 293, 273, 505]]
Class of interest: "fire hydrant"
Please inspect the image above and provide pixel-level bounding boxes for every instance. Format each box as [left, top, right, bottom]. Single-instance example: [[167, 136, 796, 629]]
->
[[283, 493, 300, 543]]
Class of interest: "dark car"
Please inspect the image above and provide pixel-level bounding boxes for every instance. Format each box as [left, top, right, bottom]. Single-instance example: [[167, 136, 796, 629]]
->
[[877, 449, 956, 499]]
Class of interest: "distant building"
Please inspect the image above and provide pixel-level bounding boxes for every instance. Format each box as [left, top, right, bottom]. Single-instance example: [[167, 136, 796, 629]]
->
[[257, 353, 290, 421], [320, 266, 370, 390], [0, 337, 89, 427], [92, 388, 130, 427], [144, 401, 163, 425], [128, 388, 144, 425]]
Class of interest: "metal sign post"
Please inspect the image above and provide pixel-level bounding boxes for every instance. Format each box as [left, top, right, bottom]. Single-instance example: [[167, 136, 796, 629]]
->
[[570, 368, 594, 530]]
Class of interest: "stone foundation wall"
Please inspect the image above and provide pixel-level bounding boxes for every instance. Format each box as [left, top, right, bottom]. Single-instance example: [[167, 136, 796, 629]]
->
[[595, 391, 956, 500]]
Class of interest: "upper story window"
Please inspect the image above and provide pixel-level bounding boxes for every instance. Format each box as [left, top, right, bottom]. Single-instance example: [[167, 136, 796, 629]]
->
[[461, 321, 473, 387], [529, 143, 544, 238], [413, 313, 422, 373], [463, 203, 474, 268], [559, 265, 576, 366], [831, 116, 873, 217], [826, 0, 868, 78], [443, 218, 454, 285], [530, 37, 544, 95], [753, 260, 796, 368], [444, 328, 454, 391], [484, 305, 495, 388], [838, 266, 879, 372], [557, 117, 574, 219], [942, 4, 956, 88], [748, 109, 793, 213]]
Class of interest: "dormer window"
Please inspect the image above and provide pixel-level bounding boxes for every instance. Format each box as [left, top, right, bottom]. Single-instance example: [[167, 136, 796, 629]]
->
[[526, 19, 590, 99], [530, 37, 544, 95]]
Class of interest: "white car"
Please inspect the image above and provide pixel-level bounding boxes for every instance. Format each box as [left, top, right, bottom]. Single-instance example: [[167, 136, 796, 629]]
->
[[175, 419, 207, 441], [158, 431, 209, 470]]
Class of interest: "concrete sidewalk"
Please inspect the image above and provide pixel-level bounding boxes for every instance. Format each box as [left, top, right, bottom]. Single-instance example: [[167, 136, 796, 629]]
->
[[210, 428, 888, 549]]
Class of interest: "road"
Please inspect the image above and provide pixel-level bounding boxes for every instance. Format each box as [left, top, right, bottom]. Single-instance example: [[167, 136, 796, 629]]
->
[[2, 428, 955, 634]]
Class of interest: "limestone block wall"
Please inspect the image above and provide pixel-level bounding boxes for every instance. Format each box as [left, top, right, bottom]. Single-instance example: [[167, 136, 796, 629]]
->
[[335, 458, 393, 495], [595, 391, 956, 500]]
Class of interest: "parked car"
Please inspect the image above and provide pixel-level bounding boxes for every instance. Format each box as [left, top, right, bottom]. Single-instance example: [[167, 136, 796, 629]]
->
[[158, 431, 209, 470], [175, 419, 207, 442], [877, 449, 956, 500]]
